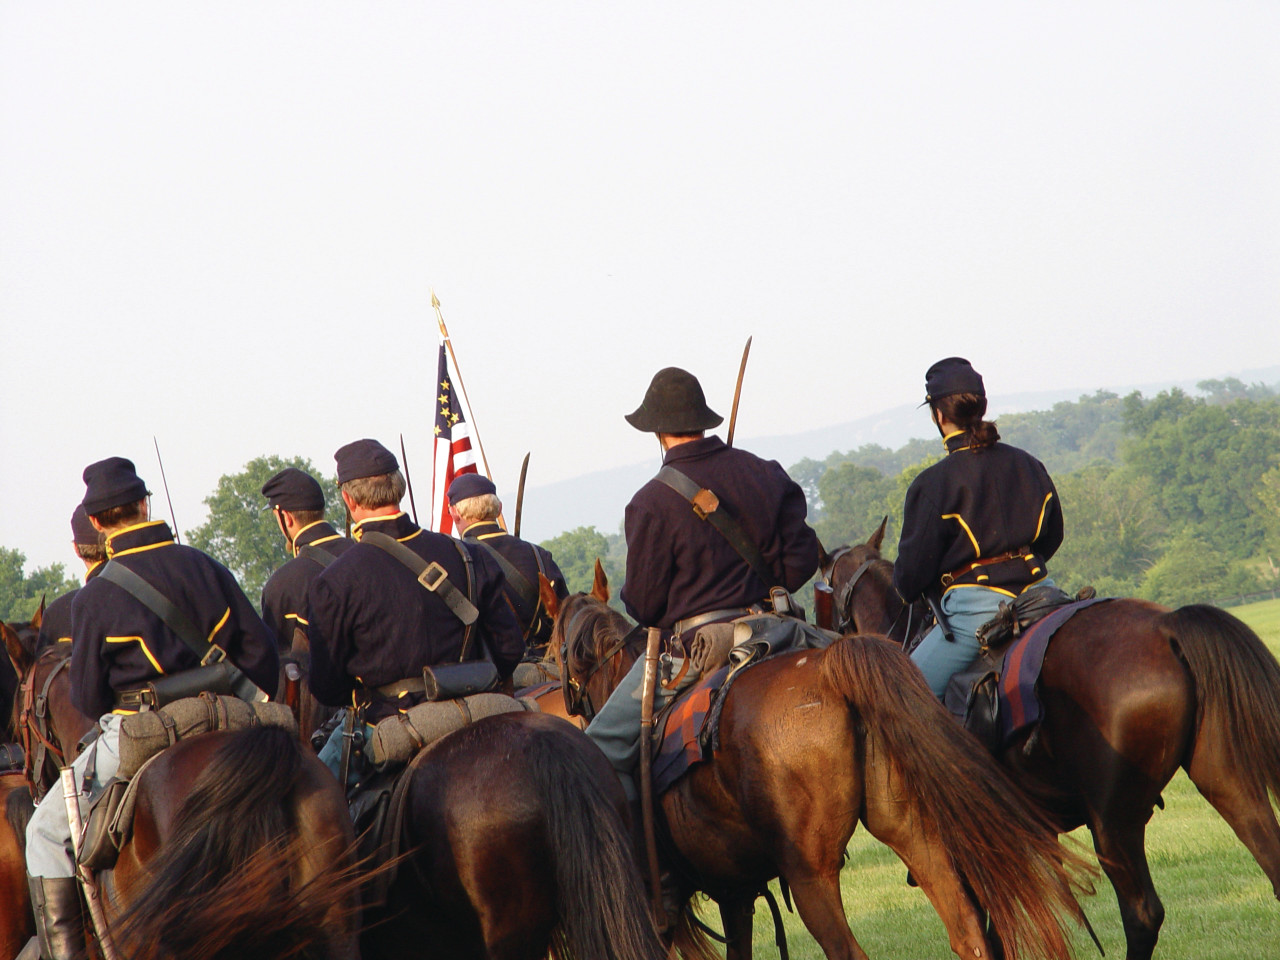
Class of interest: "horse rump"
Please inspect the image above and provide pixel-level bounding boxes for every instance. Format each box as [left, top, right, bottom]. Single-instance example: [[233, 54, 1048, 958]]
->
[[112, 725, 359, 960], [820, 633, 1094, 960]]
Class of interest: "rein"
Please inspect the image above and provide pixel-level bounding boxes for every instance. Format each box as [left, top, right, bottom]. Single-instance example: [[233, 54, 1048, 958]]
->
[[560, 604, 636, 721], [825, 548, 927, 647], [19, 654, 71, 800]]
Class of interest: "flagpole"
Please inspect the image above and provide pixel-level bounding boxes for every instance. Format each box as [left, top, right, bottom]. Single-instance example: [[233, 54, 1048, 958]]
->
[[432, 289, 494, 482]]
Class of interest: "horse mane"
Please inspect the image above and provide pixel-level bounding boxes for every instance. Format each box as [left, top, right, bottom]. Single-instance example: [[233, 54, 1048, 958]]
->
[[554, 594, 643, 674]]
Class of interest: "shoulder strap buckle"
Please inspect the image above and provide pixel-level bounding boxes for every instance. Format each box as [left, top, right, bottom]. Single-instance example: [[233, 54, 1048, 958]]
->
[[417, 561, 449, 592], [200, 643, 227, 667], [691, 488, 719, 520]]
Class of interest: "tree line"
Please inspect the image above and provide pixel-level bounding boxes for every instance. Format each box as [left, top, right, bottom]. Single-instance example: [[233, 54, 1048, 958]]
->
[[3, 377, 1277, 622]]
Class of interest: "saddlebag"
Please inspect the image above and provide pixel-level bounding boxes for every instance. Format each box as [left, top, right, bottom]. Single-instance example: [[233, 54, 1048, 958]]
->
[[77, 777, 129, 872], [117, 692, 297, 779], [422, 660, 500, 700], [369, 692, 536, 771]]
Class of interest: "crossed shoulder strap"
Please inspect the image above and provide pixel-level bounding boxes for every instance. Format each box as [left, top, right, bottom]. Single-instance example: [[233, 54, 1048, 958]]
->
[[655, 466, 780, 590], [298, 544, 338, 569], [471, 540, 540, 637], [360, 531, 481, 660], [97, 561, 261, 701]]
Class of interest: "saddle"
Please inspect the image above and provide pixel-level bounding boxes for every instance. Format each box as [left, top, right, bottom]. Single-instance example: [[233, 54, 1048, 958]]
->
[[948, 585, 1098, 753], [650, 613, 836, 795], [78, 694, 297, 872]]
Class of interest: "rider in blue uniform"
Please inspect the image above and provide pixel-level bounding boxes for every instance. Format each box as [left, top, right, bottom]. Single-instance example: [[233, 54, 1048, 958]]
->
[[22, 457, 279, 960], [36, 506, 106, 652], [893, 358, 1063, 697]]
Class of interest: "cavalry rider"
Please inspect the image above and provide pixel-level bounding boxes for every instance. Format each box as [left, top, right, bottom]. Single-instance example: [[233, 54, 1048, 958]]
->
[[894, 358, 1063, 697], [36, 505, 106, 651], [586, 366, 819, 799], [306, 439, 523, 781], [22, 457, 279, 960], [259, 466, 354, 649], [447, 472, 568, 658]]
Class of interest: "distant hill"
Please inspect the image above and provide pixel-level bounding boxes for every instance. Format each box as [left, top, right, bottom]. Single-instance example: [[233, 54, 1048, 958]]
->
[[518, 365, 1280, 544]]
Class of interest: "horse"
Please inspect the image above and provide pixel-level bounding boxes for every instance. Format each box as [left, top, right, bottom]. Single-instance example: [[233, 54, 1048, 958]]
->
[[1, 620, 361, 960], [359, 708, 664, 960], [823, 520, 1280, 960], [546, 563, 1096, 960]]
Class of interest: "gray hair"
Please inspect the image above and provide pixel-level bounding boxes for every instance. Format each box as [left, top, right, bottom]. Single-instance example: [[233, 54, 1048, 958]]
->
[[341, 470, 406, 510]]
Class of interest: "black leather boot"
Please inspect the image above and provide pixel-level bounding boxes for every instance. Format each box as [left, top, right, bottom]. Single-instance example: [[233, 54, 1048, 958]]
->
[[28, 876, 86, 960]]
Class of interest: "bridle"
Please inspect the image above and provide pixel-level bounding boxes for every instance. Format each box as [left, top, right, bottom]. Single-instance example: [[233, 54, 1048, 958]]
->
[[822, 546, 922, 645], [558, 604, 636, 722], [17, 651, 72, 801]]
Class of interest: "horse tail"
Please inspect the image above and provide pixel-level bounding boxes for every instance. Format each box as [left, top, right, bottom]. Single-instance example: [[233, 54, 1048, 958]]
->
[[522, 730, 666, 960], [821, 634, 1093, 960], [1161, 603, 1280, 805], [114, 726, 354, 960]]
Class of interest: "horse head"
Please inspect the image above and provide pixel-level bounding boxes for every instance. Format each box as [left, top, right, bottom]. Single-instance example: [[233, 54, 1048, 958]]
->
[[544, 561, 641, 721], [823, 519, 927, 646]]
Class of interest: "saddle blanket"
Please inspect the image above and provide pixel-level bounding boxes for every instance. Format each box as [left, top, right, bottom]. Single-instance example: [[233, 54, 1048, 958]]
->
[[651, 665, 730, 796], [999, 597, 1112, 745]]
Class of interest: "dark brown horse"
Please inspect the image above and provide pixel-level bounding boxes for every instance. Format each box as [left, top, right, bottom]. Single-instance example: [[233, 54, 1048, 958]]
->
[[361, 709, 664, 960], [1, 621, 360, 960], [824, 523, 1280, 960], [547, 565, 1096, 960]]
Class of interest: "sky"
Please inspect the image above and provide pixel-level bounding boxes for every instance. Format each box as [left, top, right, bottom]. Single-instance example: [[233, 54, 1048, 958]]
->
[[3, 2, 1278, 571]]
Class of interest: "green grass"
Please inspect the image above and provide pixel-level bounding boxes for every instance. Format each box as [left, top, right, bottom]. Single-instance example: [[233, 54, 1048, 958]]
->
[[724, 597, 1280, 958]]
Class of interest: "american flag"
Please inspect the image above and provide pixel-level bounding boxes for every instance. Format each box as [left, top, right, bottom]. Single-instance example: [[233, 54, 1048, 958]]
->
[[430, 340, 478, 535]]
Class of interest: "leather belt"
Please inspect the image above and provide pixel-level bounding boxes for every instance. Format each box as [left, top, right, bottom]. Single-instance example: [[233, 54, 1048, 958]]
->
[[673, 605, 760, 637], [941, 547, 1034, 588], [115, 688, 155, 709], [375, 677, 426, 699]]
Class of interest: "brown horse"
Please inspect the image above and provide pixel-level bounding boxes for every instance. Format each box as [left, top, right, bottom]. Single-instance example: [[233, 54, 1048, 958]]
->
[[547, 564, 1096, 960], [823, 523, 1280, 960], [361, 709, 664, 960], [1, 621, 360, 960], [0, 770, 34, 958]]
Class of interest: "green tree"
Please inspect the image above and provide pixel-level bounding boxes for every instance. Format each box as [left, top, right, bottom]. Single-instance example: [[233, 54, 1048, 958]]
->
[[0, 547, 78, 622], [813, 462, 896, 553], [1050, 462, 1163, 597], [187, 456, 344, 603], [1138, 533, 1261, 608], [539, 526, 616, 595]]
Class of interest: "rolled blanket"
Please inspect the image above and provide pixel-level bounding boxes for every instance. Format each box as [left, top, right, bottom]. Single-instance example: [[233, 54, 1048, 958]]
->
[[687, 623, 736, 678], [513, 659, 560, 689], [370, 693, 538, 771], [118, 694, 297, 779]]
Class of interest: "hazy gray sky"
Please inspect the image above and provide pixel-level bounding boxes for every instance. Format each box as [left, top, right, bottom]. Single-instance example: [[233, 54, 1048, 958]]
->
[[3, 2, 1278, 570]]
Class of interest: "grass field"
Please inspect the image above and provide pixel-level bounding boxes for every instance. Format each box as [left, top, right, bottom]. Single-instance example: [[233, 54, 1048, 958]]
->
[[727, 598, 1280, 959]]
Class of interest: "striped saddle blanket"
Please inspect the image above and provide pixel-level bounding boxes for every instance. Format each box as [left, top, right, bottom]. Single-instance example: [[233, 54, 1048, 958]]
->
[[651, 666, 731, 796]]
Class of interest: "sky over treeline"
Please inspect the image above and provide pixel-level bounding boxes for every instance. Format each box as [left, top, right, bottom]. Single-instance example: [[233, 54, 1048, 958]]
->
[[2, 2, 1277, 568]]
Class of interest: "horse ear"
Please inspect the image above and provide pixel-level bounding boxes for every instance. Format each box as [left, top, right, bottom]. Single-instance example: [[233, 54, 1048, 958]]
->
[[817, 541, 831, 569], [868, 516, 888, 552], [1, 621, 33, 680], [590, 559, 610, 603], [539, 573, 561, 620], [31, 594, 45, 631]]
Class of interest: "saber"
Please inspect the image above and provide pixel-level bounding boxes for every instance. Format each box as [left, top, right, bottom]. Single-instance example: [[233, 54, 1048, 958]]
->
[[152, 436, 182, 544], [638, 626, 664, 922], [726, 336, 752, 448], [61, 767, 121, 960], [513, 452, 530, 538], [400, 433, 419, 524]]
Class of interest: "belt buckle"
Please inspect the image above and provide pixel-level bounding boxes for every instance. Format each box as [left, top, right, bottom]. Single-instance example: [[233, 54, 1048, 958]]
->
[[940, 572, 954, 588], [418, 561, 448, 592], [200, 643, 227, 666]]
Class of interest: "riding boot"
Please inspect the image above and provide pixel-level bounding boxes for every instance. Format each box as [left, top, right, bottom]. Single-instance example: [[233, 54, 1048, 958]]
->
[[28, 876, 87, 960]]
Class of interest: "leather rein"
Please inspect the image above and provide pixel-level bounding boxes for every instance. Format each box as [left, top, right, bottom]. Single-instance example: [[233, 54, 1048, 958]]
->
[[559, 604, 638, 722]]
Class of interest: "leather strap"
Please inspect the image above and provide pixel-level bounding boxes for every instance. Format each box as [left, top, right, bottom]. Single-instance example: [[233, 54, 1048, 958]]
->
[[98, 561, 261, 701], [299, 544, 338, 569], [376, 677, 425, 698], [471, 540, 539, 634], [655, 466, 780, 589], [673, 606, 756, 637], [360, 532, 479, 629]]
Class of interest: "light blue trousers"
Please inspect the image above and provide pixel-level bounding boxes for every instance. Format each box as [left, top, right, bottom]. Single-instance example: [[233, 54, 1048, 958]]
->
[[911, 581, 1055, 697], [584, 654, 695, 804], [26, 714, 123, 879]]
